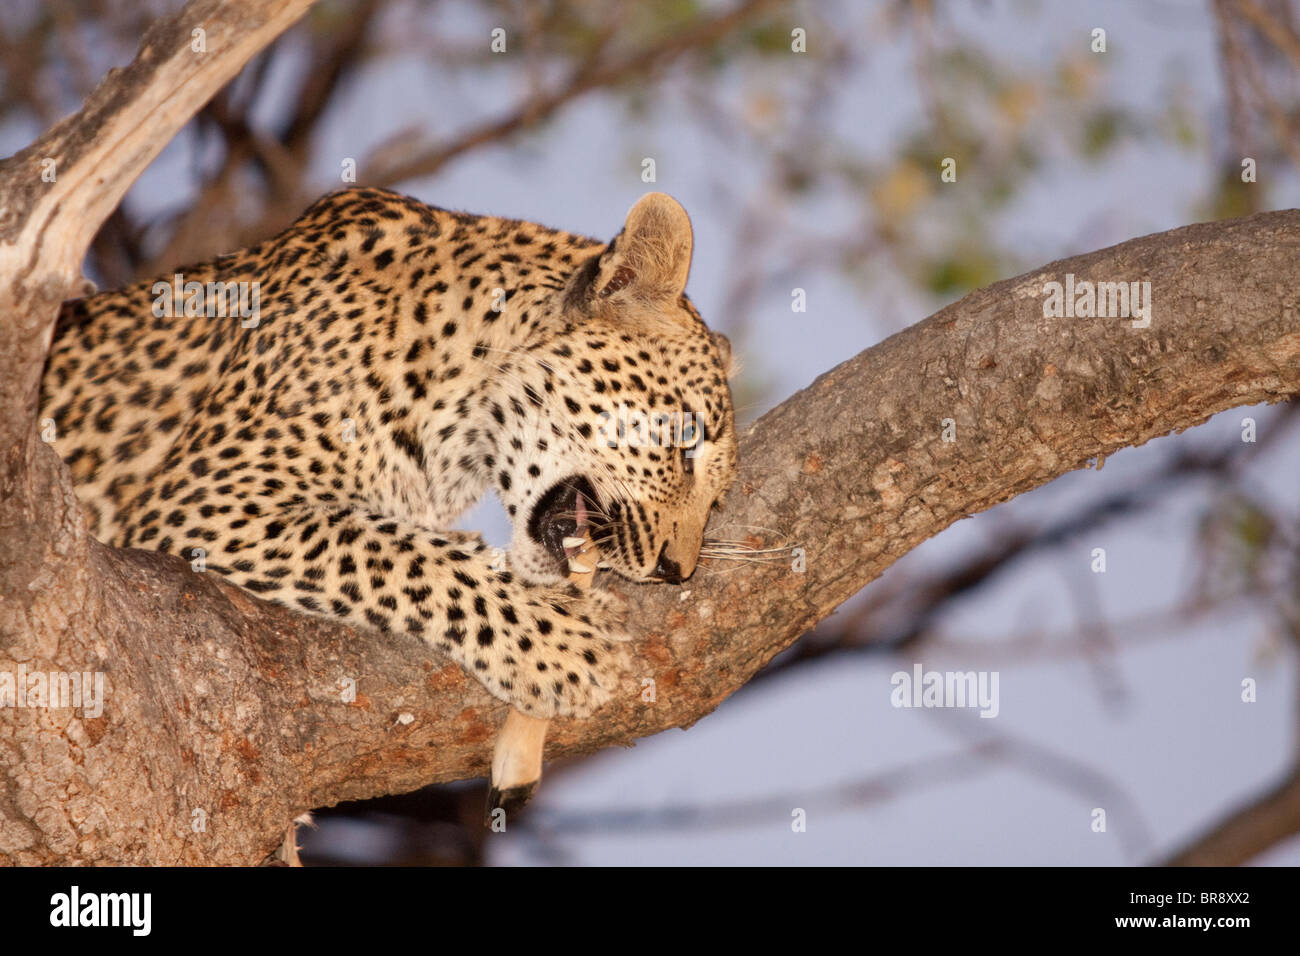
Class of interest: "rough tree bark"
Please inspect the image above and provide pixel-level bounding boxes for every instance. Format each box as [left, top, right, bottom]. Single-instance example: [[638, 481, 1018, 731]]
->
[[2, 2, 1298, 865]]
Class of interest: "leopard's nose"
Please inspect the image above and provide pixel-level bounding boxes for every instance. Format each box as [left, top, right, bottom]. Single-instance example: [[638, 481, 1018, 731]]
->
[[652, 542, 690, 584]]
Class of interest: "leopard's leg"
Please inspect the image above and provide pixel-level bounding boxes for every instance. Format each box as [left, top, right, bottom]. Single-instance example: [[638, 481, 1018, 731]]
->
[[488, 710, 550, 819], [183, 503, 630, 720], [485, 532, 600, 822]]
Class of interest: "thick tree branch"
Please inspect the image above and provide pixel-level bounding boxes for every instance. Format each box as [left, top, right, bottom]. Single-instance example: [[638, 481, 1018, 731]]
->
[[3, 193, 1297, 861], [759, 401, 1298, 679]]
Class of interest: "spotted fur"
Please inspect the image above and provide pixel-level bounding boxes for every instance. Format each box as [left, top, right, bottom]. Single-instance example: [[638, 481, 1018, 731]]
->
[[40, 187, 737, 718]]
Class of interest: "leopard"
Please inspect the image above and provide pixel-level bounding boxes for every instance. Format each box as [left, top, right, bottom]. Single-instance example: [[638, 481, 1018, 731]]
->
[[39, 186, 738, 732]]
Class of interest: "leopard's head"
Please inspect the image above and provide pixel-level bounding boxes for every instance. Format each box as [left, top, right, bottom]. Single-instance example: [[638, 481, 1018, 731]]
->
[[500, 193, 738, 586]]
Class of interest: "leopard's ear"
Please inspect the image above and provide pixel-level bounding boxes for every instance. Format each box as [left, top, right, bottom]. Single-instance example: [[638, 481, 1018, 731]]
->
[[709, 330, 737, 379], [592, 193, 693, 304]]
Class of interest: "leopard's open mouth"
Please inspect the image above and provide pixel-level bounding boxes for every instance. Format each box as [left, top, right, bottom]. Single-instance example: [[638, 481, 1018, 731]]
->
[[527, 476, 605, 575]]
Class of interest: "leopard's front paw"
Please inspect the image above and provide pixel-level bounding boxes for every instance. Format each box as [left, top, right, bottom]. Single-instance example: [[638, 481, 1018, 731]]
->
[[507, 583, 632, 719], [567, 582, 631, 635]]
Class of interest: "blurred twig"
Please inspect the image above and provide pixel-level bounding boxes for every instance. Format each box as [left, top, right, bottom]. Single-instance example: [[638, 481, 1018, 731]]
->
[[365, 0, 784, 187]]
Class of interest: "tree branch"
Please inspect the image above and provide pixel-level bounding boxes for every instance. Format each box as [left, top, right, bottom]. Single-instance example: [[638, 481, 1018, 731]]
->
[[366, 0, 781, 187], [1164, 766, 1300, 865], [759, 401, 1297, 679], [1232, 0, 1300, 72]]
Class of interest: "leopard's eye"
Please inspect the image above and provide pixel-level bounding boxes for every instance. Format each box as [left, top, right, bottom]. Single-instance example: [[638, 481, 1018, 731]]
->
[[679, 415, 704, 476]]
